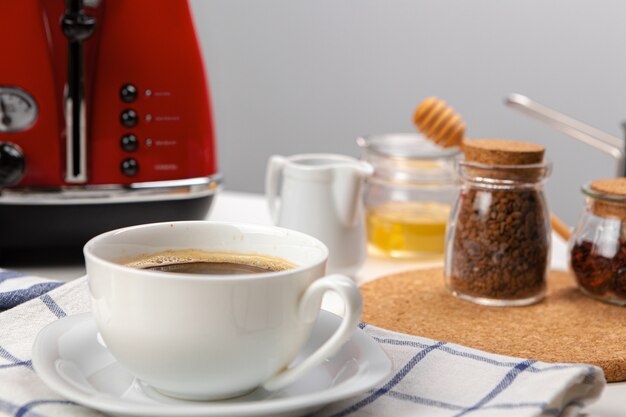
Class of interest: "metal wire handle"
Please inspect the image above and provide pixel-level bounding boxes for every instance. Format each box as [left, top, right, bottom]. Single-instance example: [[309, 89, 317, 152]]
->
[[505, 93, 625, 176]]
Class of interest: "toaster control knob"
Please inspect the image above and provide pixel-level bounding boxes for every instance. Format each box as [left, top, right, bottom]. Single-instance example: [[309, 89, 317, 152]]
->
[[120, 84, 138, 103], [120, 109, 138, 128], [0, 142, 25, 186], [121, 158, 138, 177], [120, 134, 138, 152]]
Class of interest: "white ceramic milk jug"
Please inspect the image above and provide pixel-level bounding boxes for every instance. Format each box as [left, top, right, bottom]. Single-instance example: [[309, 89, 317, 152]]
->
[[265, 154, 373, 277]]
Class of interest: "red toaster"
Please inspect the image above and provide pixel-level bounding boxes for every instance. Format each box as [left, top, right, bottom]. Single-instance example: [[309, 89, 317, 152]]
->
[[0, 0, 219, 251]]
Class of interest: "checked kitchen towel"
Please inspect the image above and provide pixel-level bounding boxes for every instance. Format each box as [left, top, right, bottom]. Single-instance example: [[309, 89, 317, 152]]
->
[[0, 271, 605, 417], [0, 270, 62, 311]]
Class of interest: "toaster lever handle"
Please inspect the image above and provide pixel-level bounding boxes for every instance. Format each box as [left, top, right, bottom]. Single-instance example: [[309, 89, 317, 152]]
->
[[61, 0, 96, 184], [61, 5, 96, 41]]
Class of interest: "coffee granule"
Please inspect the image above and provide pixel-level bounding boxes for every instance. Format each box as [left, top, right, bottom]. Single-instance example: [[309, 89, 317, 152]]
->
[[448, 188, 549, 299]]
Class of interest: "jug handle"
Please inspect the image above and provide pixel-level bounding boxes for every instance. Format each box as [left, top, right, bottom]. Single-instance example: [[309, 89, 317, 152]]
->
[[265, 155, 287, 224], [332, 161, 373, 228]]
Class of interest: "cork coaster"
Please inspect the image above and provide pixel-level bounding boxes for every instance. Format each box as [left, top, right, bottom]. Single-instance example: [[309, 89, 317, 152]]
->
[[589, 178, 626, 220], [462, 139, 544, 165], [361, 268, 626, 382]]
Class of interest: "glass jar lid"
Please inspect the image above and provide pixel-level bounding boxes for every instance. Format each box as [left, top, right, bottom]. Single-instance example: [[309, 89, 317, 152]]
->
[[357, 133, 460, 184], [358, 133, 460, 160]]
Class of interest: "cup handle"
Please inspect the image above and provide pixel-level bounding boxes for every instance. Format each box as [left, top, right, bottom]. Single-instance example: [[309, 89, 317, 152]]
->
[[265, 155, 287, 225], [262, 274, 362, 391]]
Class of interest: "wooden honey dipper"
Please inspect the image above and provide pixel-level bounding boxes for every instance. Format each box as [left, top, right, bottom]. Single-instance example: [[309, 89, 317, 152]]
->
[[412, 96, 572, 241], [413, 97, 465, 148]]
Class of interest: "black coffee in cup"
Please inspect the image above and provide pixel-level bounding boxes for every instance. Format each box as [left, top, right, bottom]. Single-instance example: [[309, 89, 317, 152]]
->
[[121, 249, 295, 275]]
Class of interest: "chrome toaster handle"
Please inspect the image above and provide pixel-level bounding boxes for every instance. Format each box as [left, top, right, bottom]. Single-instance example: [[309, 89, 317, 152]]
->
[[61, 0, 96, 184]]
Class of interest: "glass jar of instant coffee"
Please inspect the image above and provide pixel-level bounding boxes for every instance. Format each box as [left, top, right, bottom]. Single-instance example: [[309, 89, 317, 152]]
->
[[569, 178, 626, 305], [444, 139, 552, 306], [357, 134, 459, 259]]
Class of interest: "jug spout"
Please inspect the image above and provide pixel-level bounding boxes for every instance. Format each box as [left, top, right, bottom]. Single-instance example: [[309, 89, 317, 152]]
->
[[332, 161, 373, 228]]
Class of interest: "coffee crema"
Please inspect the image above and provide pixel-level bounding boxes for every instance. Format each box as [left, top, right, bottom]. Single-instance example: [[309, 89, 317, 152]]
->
[[120, 249, 296, 275]]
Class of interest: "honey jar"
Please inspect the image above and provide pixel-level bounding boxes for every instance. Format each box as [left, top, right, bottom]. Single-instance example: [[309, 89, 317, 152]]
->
[[569, 178, 626, 305], [357, 133, 459, 259]]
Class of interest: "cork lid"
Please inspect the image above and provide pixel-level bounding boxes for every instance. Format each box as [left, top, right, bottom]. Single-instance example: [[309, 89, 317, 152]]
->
[[590, 178, 626, 197], [585, 178, 626, 220], [462, 139, 545, 165], [460, 139, 548, 182]]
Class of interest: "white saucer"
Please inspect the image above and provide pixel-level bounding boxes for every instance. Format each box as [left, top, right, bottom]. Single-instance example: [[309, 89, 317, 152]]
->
[[32, 311, 392, 417]]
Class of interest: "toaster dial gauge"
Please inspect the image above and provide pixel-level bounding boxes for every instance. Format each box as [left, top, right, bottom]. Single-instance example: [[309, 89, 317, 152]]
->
[[0, 87, 38, 133]]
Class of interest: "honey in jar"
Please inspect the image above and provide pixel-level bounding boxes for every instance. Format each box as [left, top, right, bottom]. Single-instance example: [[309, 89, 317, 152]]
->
[[366, 200, 450, 257]]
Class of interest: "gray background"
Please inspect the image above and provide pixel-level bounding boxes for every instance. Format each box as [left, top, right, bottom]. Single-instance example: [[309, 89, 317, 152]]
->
[[189, 0, 626, 225]]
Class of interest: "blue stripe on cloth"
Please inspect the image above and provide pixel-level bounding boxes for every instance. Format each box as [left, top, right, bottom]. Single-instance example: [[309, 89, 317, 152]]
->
[[14, 399, 77, 417], [373, 335, 592, 375], [538, 407, 561, 417], [0, 360, 31, 370], [387, 389, 553, 413], [39, 294, 66, 318], [0, 271, 27, 284], [386, 389, 464, 410], [0, 346, 23, 365], [0, 346, 33, 371], [374, 335, 526, 366], [329, 341, 446, 417], [481, 401, 548, 411], [0, 399, 49, 417], [371, 336, 431, 349], [453, 359, 536, 417], [0, 282, 63, 310]]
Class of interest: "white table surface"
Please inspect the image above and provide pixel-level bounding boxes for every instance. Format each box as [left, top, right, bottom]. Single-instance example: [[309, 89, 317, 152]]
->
[[8, 190, 626, 416]]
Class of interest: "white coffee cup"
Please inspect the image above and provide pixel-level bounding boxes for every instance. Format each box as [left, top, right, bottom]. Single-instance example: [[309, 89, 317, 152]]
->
[[83, 221, 362, 400]]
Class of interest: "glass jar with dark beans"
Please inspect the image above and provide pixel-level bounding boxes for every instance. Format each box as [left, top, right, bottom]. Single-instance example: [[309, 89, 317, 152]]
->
[[444, 139, 552, 306], [569, 178, 626, 305]]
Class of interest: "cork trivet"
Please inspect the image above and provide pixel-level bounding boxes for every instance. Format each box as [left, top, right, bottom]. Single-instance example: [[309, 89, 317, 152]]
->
[[462, 139, 545, 165], [362, 268, 626, 382], [589, 178, 626, 221]]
